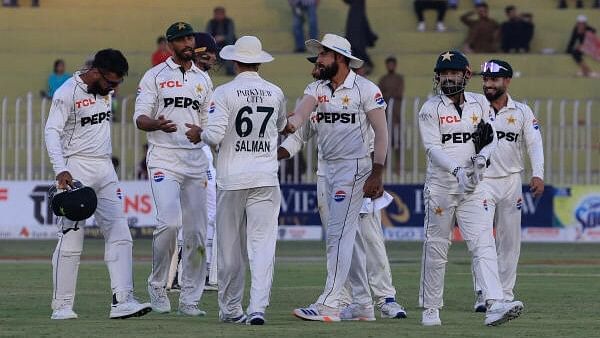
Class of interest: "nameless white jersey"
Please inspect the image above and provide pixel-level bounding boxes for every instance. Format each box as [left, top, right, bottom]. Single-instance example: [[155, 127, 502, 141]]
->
[[133, 57, 212, 149], [419, 92, 496, 193], [304, 70, 386, 160], [484, 95, 544, 179], [45, 72, 113, 175], [201, 71, 287, 190]]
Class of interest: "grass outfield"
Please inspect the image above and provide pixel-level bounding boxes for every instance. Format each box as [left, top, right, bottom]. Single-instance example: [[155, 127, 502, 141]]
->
[[1, 240, 599, 337]]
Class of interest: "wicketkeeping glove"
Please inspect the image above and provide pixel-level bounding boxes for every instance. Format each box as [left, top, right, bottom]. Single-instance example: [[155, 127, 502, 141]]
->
[[453, 167, 475, 194], [471, 154, 487, 185], [472, 119, 494, 157]]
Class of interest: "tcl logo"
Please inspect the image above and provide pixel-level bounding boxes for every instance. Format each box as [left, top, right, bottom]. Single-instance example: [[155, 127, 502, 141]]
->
[[75, 98, 96, 108], [124, 194, 153, 214], [318, 95, 329, 103], [439, 115, 461, 124], [159, 80, 183, 88]]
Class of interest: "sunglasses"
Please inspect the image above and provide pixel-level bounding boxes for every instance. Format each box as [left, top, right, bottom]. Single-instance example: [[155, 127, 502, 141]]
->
[[99, 71, 124, 88], [480, 62, 508, 73]]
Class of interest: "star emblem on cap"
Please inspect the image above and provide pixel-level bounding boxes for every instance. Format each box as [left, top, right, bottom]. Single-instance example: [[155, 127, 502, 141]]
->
[[470, 114, 479, 124], [196, 84, 203, 93], [507, 115, 516, 124], [441, 51, 454, 61], [434, 207, 443, 216], [177, 22, 186, 30]]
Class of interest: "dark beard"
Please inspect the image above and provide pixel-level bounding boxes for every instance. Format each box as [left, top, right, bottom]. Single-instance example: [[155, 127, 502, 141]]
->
[[484, 88, 505, 101], [88, 80, 110, 96], [175, 48, 193, 61], [316, 62, 338, 80]]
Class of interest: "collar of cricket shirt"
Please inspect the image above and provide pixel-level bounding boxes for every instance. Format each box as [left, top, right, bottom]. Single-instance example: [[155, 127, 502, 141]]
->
[[323, 69, 357, 91], [73, 71, 88, 92], [494, 93, 517, 115], [440, 91, 476, 107], [165, 56, 201, 73], [234, 71, 260, 80]]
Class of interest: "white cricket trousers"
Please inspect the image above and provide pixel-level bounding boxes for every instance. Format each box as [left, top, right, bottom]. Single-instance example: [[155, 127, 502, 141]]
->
[[51, 156, 133, 310], [217, 186, 281, 318], [316, 157, 372, 308], [147, 146, 208, 306], [317, 172, 397, 307], [473, 173, 523, 301], [419, 185, 504, 309]]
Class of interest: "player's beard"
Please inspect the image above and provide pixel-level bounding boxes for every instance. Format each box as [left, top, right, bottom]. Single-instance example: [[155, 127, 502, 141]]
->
[[316, 62, 338, 80], [174, 47, 194, 61], [88, 80, 111, 96], [484, 86, 505, 101]]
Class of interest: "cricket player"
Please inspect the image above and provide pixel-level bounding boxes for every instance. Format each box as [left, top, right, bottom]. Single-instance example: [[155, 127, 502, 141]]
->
[[279, 57, 406, 320], [134, 22, 212, 316], [200, 36, 287, 325], [166, 32, 219, 292], [470, 59, 544, 311], [418, 50, 523, 326], [285, 34, 388, 322], [45, 49, 151, 320]]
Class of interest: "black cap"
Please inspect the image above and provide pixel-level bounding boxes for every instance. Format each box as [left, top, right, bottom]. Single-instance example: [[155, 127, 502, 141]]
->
[[480, 59, 513, 78], [434, 50, 469, 73], [194, 32, 217, 53], [166, 22, 194, 41]]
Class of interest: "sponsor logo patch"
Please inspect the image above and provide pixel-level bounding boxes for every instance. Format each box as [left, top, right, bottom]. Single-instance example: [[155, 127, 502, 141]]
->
[[117, 188, 123, 200], [483, 199, 488, 211], [374, 92, 385, 105], [334, 190, 346, 202], [516, 197, 522, 210], [208, 102, 215, 114], [153, 171, 165, 182], [532, 118, 539, 130]]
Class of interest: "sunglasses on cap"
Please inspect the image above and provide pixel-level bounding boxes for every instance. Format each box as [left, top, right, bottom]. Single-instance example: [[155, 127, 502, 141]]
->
[[99, 70, 124, 88], [480, 62, 508, 73]]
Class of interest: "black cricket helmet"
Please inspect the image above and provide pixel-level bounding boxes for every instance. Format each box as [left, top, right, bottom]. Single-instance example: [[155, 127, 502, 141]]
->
[[48, 179, 97, 221], [433, 50, 472, 96]]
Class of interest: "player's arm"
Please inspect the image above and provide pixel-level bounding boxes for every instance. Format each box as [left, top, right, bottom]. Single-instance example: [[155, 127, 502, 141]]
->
[[364, 107, 388, 198], [185, 79, 213, 144], [200, 87, 229, 146], [418, 104, 462, 172], [278, 120, 314, 160], [285, 83, 319, 133], [44, 95, 72, 188], [522, 105, 545, 197], [133, 71, 176, 132]]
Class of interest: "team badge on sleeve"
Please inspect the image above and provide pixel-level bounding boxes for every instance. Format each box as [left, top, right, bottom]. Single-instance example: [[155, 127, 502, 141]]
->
[[116, 188, 123, 200], [483, 199, 489, 211], [374, 92, 385, 105], [208, 102, 216, 114], [136, 87, 142, 96], [334, 190, 346, 202], [153, 171, 165, 182], [516, 197, 522, 210], [532, 118, 539, 130]]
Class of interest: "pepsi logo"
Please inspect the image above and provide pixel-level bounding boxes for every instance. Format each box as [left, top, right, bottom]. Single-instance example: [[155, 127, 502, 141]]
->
[[374, 92, 385, 105], [334, 190, 346, 202], [116, 188, 123, 200], [483, 199, 488, 211], [532, 118, 539, 130], [153, 171, 165, 182], [516, 197, 522, 210], [208, 102, 216, 114]]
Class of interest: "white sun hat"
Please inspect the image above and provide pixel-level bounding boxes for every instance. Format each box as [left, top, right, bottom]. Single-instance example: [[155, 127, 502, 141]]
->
[[219, 36, 274, 64], [305, 33, 364, 69], [576, 14, 588, 23]]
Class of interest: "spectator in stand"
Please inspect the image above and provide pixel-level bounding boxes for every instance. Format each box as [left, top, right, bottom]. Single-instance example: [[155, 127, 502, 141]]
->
[[378, 56, 404, 150], [47, 59, 70, 98], [558, 0, 600, 9], [289, 0, 319, 53], [567, 15, 599, 77], [414, 0, 448, 32], [151, 36, 171, 66], [500, 5, 534, 53], [206, 6, 236, 75], [461, 2, 499, 53], [343, 0, 378, 74]]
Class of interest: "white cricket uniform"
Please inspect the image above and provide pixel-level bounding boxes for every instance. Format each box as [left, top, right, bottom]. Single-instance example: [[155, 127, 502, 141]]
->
[[473, 95, 544, 301], [203, 145, 218, 285], [280, 117, 398, 308], [45, 72, 134, 310], [301, 70, 385, 309], [418, 92, 505, 309], [201, 71, 287, 318], [134, 57, 212, 306]]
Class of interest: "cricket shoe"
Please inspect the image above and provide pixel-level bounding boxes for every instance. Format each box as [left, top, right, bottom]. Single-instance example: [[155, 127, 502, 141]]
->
[[204, 277, 218, 291], [109, 292, 152, 319], [380, 299, 407, 319], [473, 290, 487, 312], [422, 308, 442, 326], [51, 307, 78, 320], [246, 312, 265, 325], [340, 303, 376, 321], [178, 303, 206, 316], [147, 284, 171, 313], [220, 312, 248, 324], [293, 303, 341, 322], [485, 300, 523, 326]]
